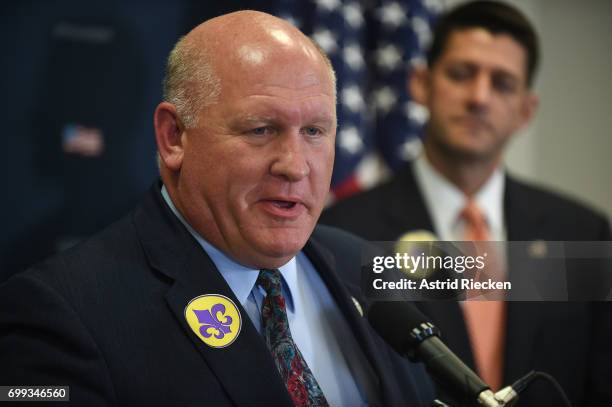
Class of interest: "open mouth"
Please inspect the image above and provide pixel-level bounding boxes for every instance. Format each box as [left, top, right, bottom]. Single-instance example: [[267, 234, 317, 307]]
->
[[260, 198, 305, 218], [270, 200, 297, 209]]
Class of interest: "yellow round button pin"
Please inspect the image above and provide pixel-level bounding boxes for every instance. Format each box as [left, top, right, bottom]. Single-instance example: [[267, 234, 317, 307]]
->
[[184, 294, 242, 348]]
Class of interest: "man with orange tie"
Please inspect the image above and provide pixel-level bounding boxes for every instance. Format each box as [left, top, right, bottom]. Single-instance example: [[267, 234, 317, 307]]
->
[[0, 10, 435, 406], [322, 1, 612, 406]]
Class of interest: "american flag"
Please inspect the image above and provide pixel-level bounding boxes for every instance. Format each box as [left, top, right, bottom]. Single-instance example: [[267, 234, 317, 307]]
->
[[272, 0, 441, 201]]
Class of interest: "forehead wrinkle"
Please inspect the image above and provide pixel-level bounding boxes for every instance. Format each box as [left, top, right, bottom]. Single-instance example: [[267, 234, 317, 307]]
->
[[235, 113, 276, 125], [248, 90, 335, 102], [232, 62, 330, 87], [216, 63, 334, 103]]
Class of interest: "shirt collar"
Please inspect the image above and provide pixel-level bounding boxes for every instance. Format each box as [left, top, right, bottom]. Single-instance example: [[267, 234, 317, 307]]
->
[[160, 184, 297, 311], [413, 153, 505, 240], [473, 166, 505, 240]]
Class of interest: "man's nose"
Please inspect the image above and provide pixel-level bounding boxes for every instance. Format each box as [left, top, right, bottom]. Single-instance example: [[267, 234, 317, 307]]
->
[[467, 74, 492, 112], [270, 133, 310, 182]]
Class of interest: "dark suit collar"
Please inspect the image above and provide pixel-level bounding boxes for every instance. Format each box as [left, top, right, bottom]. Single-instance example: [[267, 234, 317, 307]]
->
[[387, 163, 436, 234], [392, 163, 547, 238], [501, 174, 545, 383], [388, 165, 548, 241], [504, 174, 545, 241], [133, 182, 292, 407]]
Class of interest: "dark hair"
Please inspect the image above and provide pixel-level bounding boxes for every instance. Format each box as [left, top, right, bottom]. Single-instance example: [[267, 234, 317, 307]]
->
[[427, 0, 539, 87]]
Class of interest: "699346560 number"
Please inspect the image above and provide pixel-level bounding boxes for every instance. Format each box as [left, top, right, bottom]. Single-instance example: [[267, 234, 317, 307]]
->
[[0, 386, 69, 401]]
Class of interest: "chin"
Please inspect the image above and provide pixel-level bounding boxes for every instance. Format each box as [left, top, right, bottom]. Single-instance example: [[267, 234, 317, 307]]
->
[[266, 238, 305, 257], [240, 221, 315, 260], [438, 139, 493, 161], [258, 232, 308, 258]]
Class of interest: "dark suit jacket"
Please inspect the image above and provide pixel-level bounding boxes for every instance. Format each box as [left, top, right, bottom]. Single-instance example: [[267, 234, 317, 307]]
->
[[0, 182, 435, 406], [321, 163, 612, 407]]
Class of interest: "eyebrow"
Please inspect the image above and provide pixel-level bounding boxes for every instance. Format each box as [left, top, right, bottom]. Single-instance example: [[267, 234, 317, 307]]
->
[[231, 113, 335, 127], [234, 115, 275, 124], [447, 60, 523, 81]]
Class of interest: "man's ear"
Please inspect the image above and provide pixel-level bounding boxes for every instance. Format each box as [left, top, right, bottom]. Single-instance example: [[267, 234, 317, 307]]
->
[[154, 102, 184, 171], [408, 65, 430, 106]]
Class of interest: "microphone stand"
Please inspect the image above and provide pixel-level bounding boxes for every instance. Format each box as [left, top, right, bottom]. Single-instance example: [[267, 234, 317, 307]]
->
[[432, 370, 573, 407], [366, 301, 572, 407], [411, 323, 567, 407], [432, 383, 518, 407]]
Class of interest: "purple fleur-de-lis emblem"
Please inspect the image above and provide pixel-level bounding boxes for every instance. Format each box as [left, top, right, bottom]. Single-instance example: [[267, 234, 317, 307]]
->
[[193, 303, 233, 339]]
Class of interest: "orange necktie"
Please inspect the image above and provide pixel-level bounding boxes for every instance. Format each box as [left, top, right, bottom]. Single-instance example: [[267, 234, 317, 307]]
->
[[460, 199, 506, 391]]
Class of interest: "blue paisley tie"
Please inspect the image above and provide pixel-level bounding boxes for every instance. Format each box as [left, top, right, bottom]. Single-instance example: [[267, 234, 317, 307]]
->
[[257, 268, 329, 407]]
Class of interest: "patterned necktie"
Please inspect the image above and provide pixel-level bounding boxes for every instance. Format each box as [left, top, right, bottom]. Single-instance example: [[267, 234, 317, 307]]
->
[[460, 199, 506, 391], [257, 268, 329, 407]]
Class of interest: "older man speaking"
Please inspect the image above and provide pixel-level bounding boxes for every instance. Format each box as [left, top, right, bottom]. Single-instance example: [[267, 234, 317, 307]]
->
[[0, 11, 433, 407]]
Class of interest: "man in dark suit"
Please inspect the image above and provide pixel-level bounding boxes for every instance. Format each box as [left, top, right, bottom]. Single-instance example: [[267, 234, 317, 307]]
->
[[322, 1, 612, 406], [0, 11, 434, 406]]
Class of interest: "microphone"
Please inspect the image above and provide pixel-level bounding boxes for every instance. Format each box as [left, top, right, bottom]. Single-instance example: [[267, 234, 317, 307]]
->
[[368, 301, 516, 407]]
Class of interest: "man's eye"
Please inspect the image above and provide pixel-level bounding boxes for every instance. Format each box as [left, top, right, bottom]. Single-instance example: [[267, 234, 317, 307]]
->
[[492, 75, 519, 94], [251, 127, 271, 136], [303, 127, 322, 137], [446, 66, 473, 82]]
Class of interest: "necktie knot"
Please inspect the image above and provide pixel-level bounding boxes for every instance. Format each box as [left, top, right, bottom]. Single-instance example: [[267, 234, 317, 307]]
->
[[257, 268, 283, 297]]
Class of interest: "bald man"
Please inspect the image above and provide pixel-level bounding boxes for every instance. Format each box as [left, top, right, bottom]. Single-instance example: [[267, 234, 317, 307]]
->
[[0, 11, 434, 406]]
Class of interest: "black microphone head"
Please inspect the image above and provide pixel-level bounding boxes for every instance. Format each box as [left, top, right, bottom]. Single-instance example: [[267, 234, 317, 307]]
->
[[367, 301, 435, 357], [368, 301, 490, 401]]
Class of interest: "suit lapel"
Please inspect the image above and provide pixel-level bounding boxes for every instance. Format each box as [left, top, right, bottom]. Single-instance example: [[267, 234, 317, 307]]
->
[[134, 183, 292, 407], [504, 176, 546, 242], [303, 236, 420, 406], [386, 165, 437, 236], [502, 176, 545, 383]]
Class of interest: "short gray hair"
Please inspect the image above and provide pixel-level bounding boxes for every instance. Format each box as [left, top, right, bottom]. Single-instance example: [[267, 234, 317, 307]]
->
[[162, 36, 221, 128]]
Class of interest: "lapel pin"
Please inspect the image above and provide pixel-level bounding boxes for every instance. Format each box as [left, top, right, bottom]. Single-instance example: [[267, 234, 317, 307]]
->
[[184, 294, 242, 348]]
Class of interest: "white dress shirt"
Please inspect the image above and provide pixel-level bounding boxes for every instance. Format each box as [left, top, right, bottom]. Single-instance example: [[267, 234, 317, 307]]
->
[[412, 153, 507, 242]]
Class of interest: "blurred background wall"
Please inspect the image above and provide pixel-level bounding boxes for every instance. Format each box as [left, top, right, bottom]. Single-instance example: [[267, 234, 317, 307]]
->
[[1, 0, 246, 280], [2, 0, 610, 282]]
